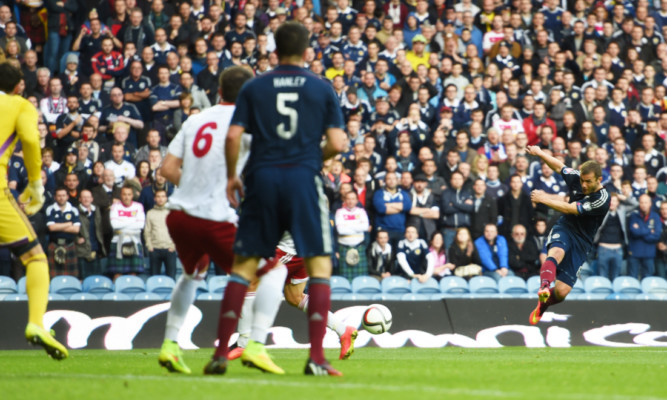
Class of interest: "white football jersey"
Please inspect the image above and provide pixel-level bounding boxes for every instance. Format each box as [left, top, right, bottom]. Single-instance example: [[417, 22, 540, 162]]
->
[[167, 104, 250, 222]]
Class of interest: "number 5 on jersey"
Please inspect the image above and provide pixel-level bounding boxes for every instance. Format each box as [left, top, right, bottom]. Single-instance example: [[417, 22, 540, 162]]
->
[[193, 122, 216, 157], [277, 92, 299, 139]]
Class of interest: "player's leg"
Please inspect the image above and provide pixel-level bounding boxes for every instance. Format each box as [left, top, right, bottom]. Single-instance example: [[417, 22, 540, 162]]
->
[[229, 283, 257, 360], [538, 246, 565, 300], [240, 264, 287, 374], [286, 282, 358, 360], [1, 193, 68, 360]]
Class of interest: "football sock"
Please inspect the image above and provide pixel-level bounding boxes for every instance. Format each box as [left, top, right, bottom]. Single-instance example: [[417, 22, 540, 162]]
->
[[25, 254, 49, 328], [539, 287, 564, 313], [236, 292, 256, 348], [540, 257, 558, 287], [298, 294, 347, 337], [250, 265, 287, 344], [164, 274, 198, 342], [307, 278, 331, 364], [214, 274, 249, 358]]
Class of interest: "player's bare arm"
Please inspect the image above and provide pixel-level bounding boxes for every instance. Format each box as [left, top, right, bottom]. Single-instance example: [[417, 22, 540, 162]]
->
[[322, 127, 347, 161], [225, 124, 245, 208], [531, 189, 579, 215], [160, 153, 183, 186], [526, 145, 565, 172]]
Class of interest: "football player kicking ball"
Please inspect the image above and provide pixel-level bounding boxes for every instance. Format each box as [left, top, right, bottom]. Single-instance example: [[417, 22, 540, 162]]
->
[[0, 63, 68, 360], [525, 146, 610, 324], [158, 66, 288, 375], [230, 233, 358, 362]]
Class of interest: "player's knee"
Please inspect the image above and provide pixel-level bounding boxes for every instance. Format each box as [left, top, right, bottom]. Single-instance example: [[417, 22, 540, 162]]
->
[[305, 255, 332, 279], [554, 283, 571, 300], [284, 287, 303, 307]]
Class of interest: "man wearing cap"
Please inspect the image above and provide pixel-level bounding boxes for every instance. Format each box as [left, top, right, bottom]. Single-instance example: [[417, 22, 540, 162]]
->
[[54, 147, 87, 189], [407, 173, 440, 240], [59, 54, 81, 97], [406, 34, 430, 71]]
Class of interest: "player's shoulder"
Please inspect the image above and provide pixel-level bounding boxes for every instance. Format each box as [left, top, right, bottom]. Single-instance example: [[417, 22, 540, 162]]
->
[[183, 104, 233, 129]]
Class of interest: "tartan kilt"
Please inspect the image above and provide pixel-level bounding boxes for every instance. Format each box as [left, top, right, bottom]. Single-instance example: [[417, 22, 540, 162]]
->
[[337, 242, 368, 282], [48, 242, 79, 278], [106, 242, 146, 275]]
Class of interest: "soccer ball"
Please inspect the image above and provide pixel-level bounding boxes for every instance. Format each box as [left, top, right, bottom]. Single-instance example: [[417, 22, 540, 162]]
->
[[362, 304, 392, 334]]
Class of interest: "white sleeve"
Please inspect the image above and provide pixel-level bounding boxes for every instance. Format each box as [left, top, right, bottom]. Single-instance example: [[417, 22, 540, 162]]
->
[[396, 252, 414, 277], [40, 99, 58, 124], [424, 251, 435, 278]]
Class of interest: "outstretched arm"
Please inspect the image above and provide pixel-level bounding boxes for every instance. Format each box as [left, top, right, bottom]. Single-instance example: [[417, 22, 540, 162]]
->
[[526, 145, 565, 173], [531, 190, 578, 215]]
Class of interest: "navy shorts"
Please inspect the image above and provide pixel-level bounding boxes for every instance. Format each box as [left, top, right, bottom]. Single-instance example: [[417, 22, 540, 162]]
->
[[545, 223, 589, 287], [234, 166, 332, 258]]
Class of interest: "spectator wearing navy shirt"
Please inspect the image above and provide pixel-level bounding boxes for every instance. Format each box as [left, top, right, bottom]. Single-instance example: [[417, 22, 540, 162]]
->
[[395, 225, 434, 281], [150, 28, 176, 65], [121, 60, 153, 124], [225, 13, 256, 50], [46, 187, 81, 277], [99, 87, 144, 147], [373, 171, 413, 248], [78, 83, 102, 119], [628, 194, 663, 279], [150, 65, 182, 139]]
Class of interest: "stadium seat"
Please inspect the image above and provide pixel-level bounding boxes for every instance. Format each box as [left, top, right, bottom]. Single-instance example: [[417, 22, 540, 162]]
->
[[441, 292, 473, 299], [635, 293, 667, 300], [18, 276, 26, 294], [82, 275, 113, 294], [612, 277, 642, 294], [351, 276, 381, 294], [571, 279, 585, 294], [114, 275, 146, 294], [381, 276, 411, 294], [526, 276, 541, 294], [339, 293, 373, 301], [0, 276, 18, 294], [146, 275, 176, 298], [196, 279, 208, 294], [48, 294, 67, 301], [606, 293, 634, 300], [430, 294, 446, 300], [50, 276, 82, 295], [208, 276, 229, 293], [2, 294, 28, 301], [330, 275, 352, 294], [584, 276, 613, 294], [468, 276, 499, 294], [498, 276, 528, 294], [641, 277, 667, 294], [574, 293, 608, 300], [197, 292, 222, 301], [133, 292, 163, 301], [102, 293, 131, 301], [410, 278, 440, 294], [518, 293, 537, 299], [371, 293, 403, 301], [439, 276, 470, 294], [401, 293, 432, 301], [69, 293, 100, 301]]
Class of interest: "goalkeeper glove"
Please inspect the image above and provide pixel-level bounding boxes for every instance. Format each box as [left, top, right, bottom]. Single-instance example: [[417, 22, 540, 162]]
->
[[18, 180, 45, 215]]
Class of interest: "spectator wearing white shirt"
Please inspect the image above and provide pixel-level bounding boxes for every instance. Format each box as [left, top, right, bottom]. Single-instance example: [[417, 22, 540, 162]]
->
[[335, 191, 370, 281], [39, 77, 67, 124], [104, 142, 136, 185], [107, 183, 146, 279]]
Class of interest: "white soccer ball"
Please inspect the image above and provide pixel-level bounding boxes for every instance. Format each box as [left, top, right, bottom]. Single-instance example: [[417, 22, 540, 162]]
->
[[362, 304, 392, 334]]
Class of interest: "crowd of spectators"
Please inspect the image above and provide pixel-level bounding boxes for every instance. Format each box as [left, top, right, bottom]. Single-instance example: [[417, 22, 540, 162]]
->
[[2, 0, 667, 285]]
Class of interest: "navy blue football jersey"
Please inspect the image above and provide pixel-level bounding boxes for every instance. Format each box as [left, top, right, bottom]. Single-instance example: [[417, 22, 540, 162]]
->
[[557, 166, 610, 247], [231, 65, 345, 174]]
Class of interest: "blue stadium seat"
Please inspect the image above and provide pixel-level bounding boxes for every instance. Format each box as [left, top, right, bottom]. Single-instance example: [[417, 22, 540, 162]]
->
[[381, 276, 411, 294], [606, 293, 634, 300], [0, 276, 18, 294], [208, 276, 229, 293], [50, 276, 82, 295], [69, 293, 100, 301], [197, 292, 222, 301], [430, 294, 446, 300], [442, 293, 473, 299], [2, 294, 28, 301], [612, 277, 642, 294], [571, 279, 585, 294], [401, 293, 432, 301], [114, 275, 146, 294], [526, 276, 541, 294], [498, 276, 528, 294], [469, 276, 499, 294], [641, 277, 667, 294], [339, 293, 372, 301], [134, 292, 163, 301], [574, 293, 608, 300], [48, 294, 67, 301], [635, 293, 667, 300], [351, 276, 381, 294], [330, 276, 352, 294], [371, 293, 403, 301], [102, 293, 131, 301], [410, 278, 440, 294], [18, 276, 26, 294], [82, 275, 113, 294], [439, 276, 470, 294], [584, 276, 613, 294], [196, 279, 208, 294], [518, 293, 537, 299], [146, 275, 176, 298]]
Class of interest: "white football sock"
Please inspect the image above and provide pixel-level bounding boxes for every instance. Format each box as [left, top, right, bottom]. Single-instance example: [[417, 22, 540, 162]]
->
[[249, 265, 287, 344], [297, 294, 347, 337], [164, 274, 198, 342], [236, 292, 256, 348]]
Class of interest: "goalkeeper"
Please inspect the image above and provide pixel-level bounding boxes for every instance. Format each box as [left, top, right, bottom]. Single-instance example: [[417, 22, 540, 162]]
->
[[0, 62, 68, 360]]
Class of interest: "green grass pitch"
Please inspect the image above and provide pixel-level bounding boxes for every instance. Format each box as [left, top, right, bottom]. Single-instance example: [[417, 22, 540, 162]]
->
[[1, 347, 666, 400]]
